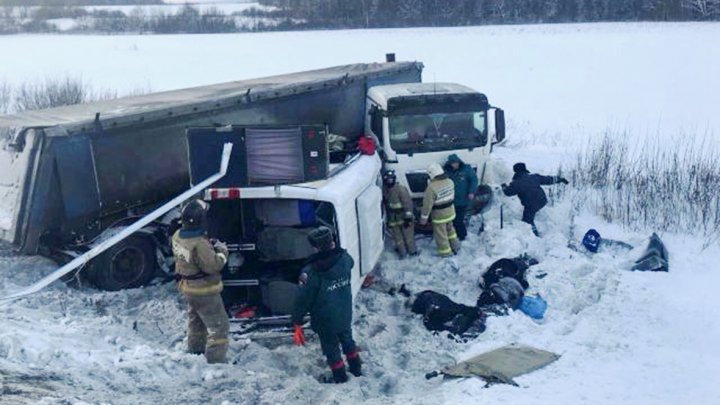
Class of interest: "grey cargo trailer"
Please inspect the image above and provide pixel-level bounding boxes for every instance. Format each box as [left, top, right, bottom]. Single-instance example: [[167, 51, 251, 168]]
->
[[0, 62, 422, 289]]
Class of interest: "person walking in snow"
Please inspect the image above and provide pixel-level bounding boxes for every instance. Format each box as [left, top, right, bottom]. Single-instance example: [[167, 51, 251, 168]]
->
[[172, 199, 230, 364], [382, 169, 417, 258], [291, 226, 362, 384], [420, 163, 460, 257], [501, 163, 569, 237], [444, 154, 478, 241]]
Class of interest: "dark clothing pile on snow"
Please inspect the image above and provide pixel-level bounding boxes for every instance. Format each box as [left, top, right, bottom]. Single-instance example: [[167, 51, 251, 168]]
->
[[292, 248, 354, 335], [411, 290, 486, 336], [479, 256, 536, 290], [477, 277, 525, 310], [477, 255, 539, 312], [631, 233, 669, 272]]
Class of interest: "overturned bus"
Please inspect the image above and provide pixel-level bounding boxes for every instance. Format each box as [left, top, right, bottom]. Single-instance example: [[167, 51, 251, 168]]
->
[[186, 125, 384, 321]]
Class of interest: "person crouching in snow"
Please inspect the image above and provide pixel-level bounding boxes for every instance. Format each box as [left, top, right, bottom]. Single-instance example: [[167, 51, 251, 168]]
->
[[291, 226, 362, 383], [501, 163, 569, 237], [172, 199, 230, 364], [420, 163, 460, 257], [382, 169, 418, 258]]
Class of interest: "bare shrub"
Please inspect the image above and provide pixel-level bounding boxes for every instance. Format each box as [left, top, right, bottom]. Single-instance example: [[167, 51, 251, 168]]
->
[[4, 77, 149, 114], [568, 131, 720, 246], [0, 80, 11, 114], [14, 77, 87, 111]]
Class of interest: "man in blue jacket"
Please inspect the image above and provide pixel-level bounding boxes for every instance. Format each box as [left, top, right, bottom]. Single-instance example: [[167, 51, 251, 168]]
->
[[444, 154, 478, 241], [291, 226, 361, 383], [502, 163, 568, 236]]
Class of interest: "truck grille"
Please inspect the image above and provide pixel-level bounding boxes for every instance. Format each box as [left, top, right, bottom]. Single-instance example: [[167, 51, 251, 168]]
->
[[406, 172, 430, 193]]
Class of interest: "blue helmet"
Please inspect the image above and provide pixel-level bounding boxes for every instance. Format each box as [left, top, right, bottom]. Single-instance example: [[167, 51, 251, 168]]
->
[[582, 229, 602, 253]]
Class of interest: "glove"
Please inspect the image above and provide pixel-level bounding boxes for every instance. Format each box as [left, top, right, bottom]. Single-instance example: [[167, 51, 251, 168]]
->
[[293, 325, 306, 346], [213, 240, 228, 255], [403, 216, 413, 227], [559, 177, 569, 185]]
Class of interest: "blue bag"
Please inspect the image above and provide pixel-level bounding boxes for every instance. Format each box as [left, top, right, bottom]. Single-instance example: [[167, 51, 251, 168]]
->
[[582, 229, 602, 253], [519, 295, 547, 320]]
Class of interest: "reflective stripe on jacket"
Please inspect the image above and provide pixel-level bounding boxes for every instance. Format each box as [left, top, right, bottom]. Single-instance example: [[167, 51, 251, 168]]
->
[[421, 177, 456, 224]]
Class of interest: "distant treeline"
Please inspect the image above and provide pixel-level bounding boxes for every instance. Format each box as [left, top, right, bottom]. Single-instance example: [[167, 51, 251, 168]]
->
[[258, 0, 720, 26], [0, 5, 251, 34], [0, 0, 161, 5], [1, 0, 717, 36]]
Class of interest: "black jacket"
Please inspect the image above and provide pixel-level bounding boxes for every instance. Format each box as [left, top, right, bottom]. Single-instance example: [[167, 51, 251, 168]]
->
[[503, 171, 561, 211], [291, 248, 354, 335]]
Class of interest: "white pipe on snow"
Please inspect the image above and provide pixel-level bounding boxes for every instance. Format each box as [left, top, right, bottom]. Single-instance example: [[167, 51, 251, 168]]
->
[[0, 143, 234, 304]]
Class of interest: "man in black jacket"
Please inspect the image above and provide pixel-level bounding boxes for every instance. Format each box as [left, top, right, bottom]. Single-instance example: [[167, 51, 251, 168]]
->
[[502, 163, 568, 236], [291, 226, 361, 383]]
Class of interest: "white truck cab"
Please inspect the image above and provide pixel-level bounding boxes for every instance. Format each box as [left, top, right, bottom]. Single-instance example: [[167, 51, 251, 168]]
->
[[366, 82, 506, 198]]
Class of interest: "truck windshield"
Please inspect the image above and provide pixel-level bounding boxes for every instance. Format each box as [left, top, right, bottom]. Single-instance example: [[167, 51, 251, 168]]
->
[[389, 111, 487, 154]]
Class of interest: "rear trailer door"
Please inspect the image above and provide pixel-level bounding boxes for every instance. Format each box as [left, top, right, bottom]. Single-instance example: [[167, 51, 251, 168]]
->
[[187, 125, 328, 187], [0, 129, 42, 247], [355, 183, 383, 276]]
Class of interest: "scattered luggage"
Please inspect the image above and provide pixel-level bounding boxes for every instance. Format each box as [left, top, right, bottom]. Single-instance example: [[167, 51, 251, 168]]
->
[[581, 228, 634, 253], [518, 295, 548, 320], [581, 229, 668, 272]]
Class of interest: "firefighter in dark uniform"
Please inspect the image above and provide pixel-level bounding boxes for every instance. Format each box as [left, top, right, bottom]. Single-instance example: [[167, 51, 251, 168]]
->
[[291, 226, 362, 383], [501, 162, 569, 236], [444, 154, 478, 241], [382, 169, 417, 258], [172, 199, 230, 364]]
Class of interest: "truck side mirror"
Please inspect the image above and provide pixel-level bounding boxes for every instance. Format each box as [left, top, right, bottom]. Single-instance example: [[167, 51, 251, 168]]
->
[[494, 108, 505, 144]]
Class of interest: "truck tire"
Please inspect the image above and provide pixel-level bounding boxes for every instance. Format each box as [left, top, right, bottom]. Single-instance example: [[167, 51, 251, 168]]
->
[[88, 235, 158, 291]]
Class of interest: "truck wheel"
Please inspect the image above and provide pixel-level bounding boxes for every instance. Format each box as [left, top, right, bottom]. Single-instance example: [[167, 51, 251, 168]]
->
[[89, 236, 157, 291]]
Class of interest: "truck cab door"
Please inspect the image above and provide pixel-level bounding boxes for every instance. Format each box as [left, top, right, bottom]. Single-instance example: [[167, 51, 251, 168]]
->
[[355, 183, 383, 276]]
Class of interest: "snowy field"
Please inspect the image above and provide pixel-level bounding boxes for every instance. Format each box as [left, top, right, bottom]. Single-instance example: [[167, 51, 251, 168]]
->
[[1, 22, 720, 404]]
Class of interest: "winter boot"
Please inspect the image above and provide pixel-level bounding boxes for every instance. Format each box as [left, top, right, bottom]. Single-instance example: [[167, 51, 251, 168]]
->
[[347, 352, 362, 377], [331, 367, 348, 383], [348, 352, 362, 377]]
